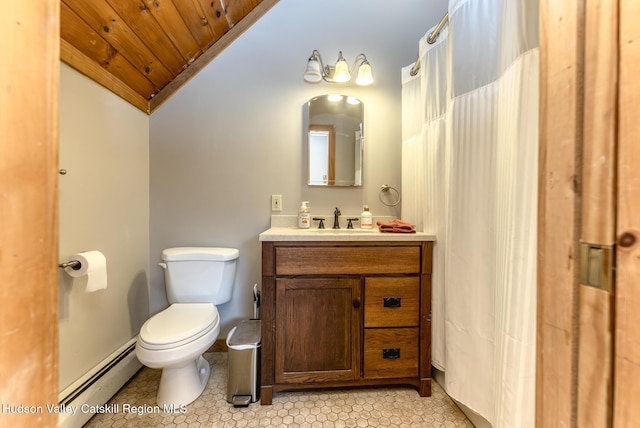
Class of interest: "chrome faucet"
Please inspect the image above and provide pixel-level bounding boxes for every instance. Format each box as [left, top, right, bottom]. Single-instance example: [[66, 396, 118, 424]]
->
[[333, 207, 341, 229]]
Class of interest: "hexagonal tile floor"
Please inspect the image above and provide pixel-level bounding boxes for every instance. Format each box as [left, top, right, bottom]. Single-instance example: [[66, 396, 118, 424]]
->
[[84, 352, 473, 427]]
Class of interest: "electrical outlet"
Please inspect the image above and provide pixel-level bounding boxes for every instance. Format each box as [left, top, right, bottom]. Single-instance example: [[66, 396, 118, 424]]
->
[[271, 195, 282, 211]]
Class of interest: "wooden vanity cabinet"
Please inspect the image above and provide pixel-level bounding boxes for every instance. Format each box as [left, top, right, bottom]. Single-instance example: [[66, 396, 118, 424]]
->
[[260, 240, 433, 405]]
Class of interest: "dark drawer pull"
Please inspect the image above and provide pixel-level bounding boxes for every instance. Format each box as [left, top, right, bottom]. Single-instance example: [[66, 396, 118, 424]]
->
[[382, 348, 400, 359], [383, 297, 401, 308]]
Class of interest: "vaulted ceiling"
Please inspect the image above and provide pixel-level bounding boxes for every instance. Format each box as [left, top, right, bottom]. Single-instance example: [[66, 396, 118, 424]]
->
[[60, 0, 279, 114]]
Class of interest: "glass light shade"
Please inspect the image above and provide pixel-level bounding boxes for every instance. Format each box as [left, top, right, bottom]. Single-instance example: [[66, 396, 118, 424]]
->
[[333, 58, 351, 83], [303, 59, 322, 83], [355, 62, 374, 86]]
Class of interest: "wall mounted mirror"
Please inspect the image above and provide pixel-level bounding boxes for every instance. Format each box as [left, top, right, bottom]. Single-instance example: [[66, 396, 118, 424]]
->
[[307, 95, 364, 186]]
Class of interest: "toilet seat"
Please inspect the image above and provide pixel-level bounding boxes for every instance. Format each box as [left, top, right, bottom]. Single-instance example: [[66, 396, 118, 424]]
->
[[139, 303, 219, 350]]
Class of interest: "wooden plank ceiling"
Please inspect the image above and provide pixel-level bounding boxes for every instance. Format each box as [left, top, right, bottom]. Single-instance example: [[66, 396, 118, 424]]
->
[[61, 0, 279, 114]]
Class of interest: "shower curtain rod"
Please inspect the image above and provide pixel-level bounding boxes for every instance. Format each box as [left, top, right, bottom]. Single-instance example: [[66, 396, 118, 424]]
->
[[410, 12, 449, 76]]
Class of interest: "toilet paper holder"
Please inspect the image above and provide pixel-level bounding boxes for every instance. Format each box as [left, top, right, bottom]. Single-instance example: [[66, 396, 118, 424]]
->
[[58, 260, 81, 270]]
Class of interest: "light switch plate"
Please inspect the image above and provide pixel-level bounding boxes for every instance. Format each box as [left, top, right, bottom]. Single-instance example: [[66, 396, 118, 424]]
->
[[271, 195, 282, 211]]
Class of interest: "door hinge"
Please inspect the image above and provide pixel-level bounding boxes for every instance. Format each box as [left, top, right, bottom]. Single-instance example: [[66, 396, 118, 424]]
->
[[579, 242, 614, 292]]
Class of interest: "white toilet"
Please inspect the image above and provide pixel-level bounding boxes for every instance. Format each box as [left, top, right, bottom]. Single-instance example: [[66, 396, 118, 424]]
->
[[135, 247, 239, 407]]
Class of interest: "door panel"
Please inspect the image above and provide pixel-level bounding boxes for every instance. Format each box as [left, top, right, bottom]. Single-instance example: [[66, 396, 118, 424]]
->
[[537, 1, 583, 424], [539, 1, 640, 425], [614, 0, 640, 424], [0, 1, 59, 427], [577, 0, 618, 426]]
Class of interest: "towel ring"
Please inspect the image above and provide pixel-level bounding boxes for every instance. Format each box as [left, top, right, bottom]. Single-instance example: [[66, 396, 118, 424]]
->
[[379, 184, 401, 207]]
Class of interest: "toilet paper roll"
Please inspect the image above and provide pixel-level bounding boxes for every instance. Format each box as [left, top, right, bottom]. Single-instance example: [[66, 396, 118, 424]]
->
[[64, 250, 108, 292]]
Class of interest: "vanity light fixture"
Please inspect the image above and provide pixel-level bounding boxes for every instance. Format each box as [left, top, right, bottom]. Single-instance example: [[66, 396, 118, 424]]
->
[[303, 50, 374, 86]]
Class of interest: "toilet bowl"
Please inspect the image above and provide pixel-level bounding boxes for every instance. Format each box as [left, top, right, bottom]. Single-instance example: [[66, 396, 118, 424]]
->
[[136, 303, 220, 407], [135, 247, 239, 407]]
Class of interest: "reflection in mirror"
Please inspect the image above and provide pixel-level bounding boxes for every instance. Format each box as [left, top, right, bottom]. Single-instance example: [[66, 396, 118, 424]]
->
[[307, 95, 363, 186]]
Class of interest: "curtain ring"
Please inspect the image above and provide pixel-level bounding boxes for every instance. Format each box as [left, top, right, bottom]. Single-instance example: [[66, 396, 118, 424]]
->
[[379, 184, 400, 207]]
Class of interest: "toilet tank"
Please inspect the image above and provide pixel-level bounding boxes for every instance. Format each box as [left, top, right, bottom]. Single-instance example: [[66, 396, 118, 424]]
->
[[160, 247, 239, 305]]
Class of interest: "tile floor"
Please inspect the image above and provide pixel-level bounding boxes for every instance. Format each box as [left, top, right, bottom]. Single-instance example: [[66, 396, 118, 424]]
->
[[85, 352, 473, 427]]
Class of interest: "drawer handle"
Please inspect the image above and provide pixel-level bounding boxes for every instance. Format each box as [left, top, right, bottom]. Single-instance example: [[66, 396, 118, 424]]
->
[[383, 297, 401, 308], [382, 348, 400, 359]]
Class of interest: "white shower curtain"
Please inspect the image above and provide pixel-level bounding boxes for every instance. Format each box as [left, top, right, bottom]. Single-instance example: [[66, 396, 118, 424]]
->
[[401, 25, 449, 372], [402, 0, 538, 426]]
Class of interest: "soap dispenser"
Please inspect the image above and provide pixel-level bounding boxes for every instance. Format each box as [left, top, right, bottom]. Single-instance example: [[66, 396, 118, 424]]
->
[[298, 201, 310, 229], [361, 205, 373, 229]]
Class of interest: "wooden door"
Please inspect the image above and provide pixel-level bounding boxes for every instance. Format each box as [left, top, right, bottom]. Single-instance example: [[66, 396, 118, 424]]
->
[[308, 124, 336, 186], [275, 278, 361, 384], [539, 0, 640, 426], [613, 0, 640, 424], [576, 0, 617, 426], [537, 1, 583, 422], [0, 1, 59, 427]]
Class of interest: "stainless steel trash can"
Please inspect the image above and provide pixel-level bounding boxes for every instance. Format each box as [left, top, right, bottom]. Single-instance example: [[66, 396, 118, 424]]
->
[[226, 319, 261, 406]]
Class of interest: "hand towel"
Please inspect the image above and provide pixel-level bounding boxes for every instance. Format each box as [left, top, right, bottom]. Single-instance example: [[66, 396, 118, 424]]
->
[[376, 219, 416, 233]]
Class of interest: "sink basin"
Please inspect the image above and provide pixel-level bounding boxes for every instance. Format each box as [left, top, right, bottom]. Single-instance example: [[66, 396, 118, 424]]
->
[[307, 228, 379, 233]]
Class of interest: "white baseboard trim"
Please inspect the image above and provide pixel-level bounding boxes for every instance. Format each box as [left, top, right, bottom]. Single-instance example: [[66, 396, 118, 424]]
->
[[58, 339, 142, 428]]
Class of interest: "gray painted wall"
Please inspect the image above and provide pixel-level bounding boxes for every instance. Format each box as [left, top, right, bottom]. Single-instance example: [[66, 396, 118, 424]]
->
[[59, 63, 149, 391], [149, 0, 448, 334]]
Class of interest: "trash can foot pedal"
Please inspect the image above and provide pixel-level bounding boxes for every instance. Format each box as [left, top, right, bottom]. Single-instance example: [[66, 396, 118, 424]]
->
[[232, 395, 252, 407]]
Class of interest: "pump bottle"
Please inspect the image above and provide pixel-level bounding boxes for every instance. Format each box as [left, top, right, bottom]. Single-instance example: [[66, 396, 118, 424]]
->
[[361, 205, 373, 229], [298, 201, 311, 229]]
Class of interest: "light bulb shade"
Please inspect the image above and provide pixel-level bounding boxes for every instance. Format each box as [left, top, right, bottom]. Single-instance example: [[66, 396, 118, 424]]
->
[[333, 58, 351, 83], [355, 62, 374, 86], [303, 59, 322, 83]]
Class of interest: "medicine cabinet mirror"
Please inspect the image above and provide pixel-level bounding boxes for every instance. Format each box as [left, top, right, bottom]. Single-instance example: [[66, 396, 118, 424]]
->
[[306, 94, 364, 187]]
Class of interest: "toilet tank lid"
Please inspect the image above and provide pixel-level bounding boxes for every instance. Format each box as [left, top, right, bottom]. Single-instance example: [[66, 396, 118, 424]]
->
[[162, 247, 239, 262]]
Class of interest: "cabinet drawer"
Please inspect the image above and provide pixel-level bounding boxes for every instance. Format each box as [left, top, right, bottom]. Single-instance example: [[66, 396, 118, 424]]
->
[[275, 246, 420, 275], [363, 328, 419, 379], [364, 277, 419, 328]]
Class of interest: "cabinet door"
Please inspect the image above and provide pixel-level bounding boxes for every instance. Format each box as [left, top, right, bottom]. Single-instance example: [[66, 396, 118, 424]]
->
[[275, 278, 361, 384]]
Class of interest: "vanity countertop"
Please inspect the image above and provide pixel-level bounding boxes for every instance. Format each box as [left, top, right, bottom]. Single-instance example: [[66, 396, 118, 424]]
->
[[259, 227, 436, 242], [260, 215, 436, 242]]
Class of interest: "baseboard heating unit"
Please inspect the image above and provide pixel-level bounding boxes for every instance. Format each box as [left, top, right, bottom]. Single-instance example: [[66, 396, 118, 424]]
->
[[58, 338, 142, 428]]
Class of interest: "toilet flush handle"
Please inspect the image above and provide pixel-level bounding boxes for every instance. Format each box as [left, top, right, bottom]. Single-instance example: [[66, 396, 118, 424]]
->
[[158, 262, 167, 269]]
